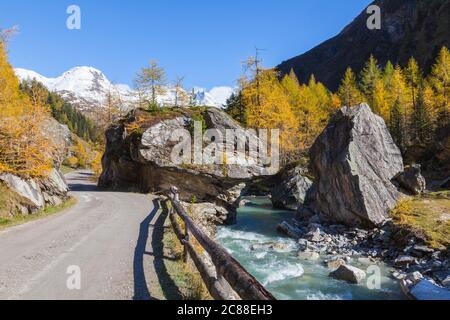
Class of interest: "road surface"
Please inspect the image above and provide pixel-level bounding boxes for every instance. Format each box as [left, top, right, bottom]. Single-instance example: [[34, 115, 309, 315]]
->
[[0, 171, 180, 300]]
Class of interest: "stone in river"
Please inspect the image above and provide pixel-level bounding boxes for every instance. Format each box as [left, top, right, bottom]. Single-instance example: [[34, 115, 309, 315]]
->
[[330, 265, 367, 284]]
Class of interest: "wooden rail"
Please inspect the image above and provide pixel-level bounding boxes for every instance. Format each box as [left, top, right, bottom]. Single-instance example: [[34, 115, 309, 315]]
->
[[165, 186, 276, 301]]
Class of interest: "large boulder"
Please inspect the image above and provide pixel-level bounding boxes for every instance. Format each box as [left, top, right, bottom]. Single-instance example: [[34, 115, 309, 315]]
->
[[308, 104, 404, 227], [394, 164, 426, 195], [99, 108, 278, 224], [271, 165, 313, 211], [329, 265, 366, 284]]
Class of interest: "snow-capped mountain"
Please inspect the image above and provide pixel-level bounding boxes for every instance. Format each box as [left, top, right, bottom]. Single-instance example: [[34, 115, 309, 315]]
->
[[15, 67, 134, 113], [194, 87, 234, 108], [14, 67, 233, 115]]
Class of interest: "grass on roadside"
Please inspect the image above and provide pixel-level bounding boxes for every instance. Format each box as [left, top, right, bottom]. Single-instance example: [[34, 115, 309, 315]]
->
[[391, 191, 450, 250], [162, 211, 211, 300], [0, 197, 77, 231], [60, 165, 76, 175]]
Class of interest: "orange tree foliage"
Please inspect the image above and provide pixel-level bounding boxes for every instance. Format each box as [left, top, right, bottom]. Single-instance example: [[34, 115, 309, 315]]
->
[[0, 42, 54, 177]]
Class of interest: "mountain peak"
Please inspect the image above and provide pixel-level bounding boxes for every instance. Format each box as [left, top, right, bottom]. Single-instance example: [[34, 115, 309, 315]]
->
[[14, 67, 233, 115]]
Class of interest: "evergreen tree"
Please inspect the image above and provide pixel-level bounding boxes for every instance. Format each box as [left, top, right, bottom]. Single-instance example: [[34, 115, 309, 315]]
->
[[412, 82, 432, 144], [224, 92, 247, 126], [389, 98, 406, 152]]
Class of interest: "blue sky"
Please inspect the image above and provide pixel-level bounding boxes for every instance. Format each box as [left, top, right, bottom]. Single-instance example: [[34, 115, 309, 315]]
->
[[1, 0, 372, 89]]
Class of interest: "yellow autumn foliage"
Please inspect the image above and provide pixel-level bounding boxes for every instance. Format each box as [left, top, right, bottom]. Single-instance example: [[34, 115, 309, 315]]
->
[[0, 41, 54, 177]]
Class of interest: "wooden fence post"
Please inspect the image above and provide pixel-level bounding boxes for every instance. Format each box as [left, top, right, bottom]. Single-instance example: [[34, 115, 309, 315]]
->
[[184, 223, 190, 263]]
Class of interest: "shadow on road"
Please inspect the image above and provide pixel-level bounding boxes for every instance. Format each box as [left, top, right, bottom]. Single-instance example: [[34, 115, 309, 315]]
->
[[133, 199, 182, 301]]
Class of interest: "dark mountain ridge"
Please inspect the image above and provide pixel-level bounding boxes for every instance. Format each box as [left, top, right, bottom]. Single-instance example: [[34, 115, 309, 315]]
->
[[277, 0, 450, 90]]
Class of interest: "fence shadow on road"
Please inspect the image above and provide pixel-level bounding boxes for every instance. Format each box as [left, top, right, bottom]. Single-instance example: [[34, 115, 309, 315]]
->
[[133, 199, 182, 300]]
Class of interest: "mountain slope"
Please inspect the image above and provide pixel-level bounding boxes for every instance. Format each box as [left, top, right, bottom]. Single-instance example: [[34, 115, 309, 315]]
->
[[277, 0, 450, 90], [15, 67, 233, 114]]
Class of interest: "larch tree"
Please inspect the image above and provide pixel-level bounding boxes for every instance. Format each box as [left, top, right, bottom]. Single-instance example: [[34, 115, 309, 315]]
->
[[429, 47, 450, 129], [134, 60, 167, 109], [0, 41, 54, 177], [242, 69, 298, 162], [405, 57, 423, 132], [387, 65, 408, 147], [173, 76, 188, 107], [360, 55, 382, 111], [338, 67, 363, 107]]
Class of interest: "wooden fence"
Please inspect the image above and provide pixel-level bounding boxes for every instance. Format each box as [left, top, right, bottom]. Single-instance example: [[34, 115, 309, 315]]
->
[[164, 186, 276, 301]]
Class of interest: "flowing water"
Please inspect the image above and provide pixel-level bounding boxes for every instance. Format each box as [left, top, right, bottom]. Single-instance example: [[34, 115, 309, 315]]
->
[[216, 198, 404, 300]]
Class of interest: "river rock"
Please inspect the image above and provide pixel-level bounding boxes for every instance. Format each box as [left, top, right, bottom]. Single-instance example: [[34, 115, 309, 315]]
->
[[271, 165, 313, 211], [298, 250, 320, 261], [277, 221, 304, 239], [251, 242, 289, 252], [308, 104, 404, 227], [306, 228, 323, 243], [394, 164, 426, 195], [394, 255, 418, 268], [402, 279, 450, 300], [330, 265, 367, 284], [326, 258, 346, 270]]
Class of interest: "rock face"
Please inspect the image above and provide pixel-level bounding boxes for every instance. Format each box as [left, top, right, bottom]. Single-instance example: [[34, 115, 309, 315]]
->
[[99, 108, 277, 224], [41, 118, 71, 168], [394, 164, 426, 195], [0, 169, 69, 215], [308, 104, 404, 227], [271, 165, 313, 211]]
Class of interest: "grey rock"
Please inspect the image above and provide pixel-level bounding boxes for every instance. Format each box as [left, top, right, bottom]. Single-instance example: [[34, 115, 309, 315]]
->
[[442, 276, 450, 288], [298, 250, 320, 261], [308, 104, 404, 227], [251, 242, 289, 252], [99, 108, 278, 224], [394, 164, 426, 195], [306, 228, 323, 242], [404, 279, 450, 300], [405, 271, 424, 284], [0, 168, 69, 213], [395, 255, 418, 268], [271, 166, 313, 211], [0, 174, 45, 208], [298, 239, 310, 251], [392, 271, 407, 280], [326, 258, 346, 270], [277, 221, 304, 239], [330, 265, 367, 284], [412, 245, 434, 254]]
